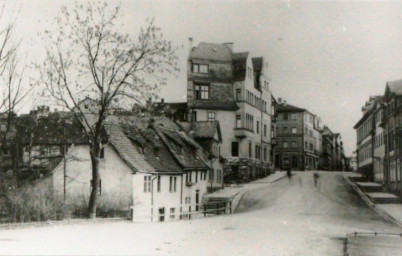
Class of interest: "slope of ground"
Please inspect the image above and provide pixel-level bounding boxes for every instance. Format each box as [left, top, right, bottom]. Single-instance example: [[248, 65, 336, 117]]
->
[[0, 171, 400, 256]]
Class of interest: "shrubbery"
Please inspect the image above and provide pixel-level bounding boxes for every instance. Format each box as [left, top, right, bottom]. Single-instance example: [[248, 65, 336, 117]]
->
[[2, 181, 131, 223]]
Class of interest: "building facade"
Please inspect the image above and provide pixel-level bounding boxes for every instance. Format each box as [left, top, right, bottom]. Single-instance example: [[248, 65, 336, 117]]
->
[[354, 96, 383, 180], [382, 80, 402, 197], [185, 40, 274, 182], [274, 100, 323, 170]]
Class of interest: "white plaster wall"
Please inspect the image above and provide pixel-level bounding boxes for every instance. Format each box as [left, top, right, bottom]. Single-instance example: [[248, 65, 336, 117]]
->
[[52, 144, 133, 212]]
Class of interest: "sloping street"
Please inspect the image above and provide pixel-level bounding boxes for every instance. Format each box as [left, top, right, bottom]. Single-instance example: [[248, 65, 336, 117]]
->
[[0, 171, 400, 256]]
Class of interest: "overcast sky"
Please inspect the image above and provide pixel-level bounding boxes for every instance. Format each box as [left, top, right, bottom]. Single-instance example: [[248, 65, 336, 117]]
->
[[11, 0, 402, 156]]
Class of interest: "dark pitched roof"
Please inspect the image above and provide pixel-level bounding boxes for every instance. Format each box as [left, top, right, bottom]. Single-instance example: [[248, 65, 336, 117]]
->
[[232, 52, 248, 82], [192, 121, 222, 141], [276, 103, 305, 112], [110, 114, 208, 172], [385, 79, 402, 96], [190, 42, 232, 62], [353, 96, 383, 129], [104, 123, 154, 173], [252, 57, 263, 73], [156, 127, 209, 170], [123, 126, 182, 173]]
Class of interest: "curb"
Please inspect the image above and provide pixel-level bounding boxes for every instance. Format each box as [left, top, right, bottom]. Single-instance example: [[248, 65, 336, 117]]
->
[[343, 175, 402, 228]]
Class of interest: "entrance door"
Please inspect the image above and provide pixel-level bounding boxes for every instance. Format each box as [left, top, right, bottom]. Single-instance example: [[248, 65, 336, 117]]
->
[[196, 190, 200, 211], [159, 207, 165, 222], [292, 156, 298, 169]]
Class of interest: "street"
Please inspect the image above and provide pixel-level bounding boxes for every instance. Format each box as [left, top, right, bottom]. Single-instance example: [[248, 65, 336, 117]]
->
[[0, 171, 400, 256]]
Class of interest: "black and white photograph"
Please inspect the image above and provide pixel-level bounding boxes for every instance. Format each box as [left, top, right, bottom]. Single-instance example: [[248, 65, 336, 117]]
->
[[0, 0, 401, 255]]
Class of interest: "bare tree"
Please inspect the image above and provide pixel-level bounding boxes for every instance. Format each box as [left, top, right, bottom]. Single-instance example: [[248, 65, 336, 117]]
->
[[37, 1, 178, 218], [0, 1, 33, 173]]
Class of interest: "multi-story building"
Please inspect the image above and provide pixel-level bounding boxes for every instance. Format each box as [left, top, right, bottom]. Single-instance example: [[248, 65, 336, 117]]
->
[[373, 100, 385, 182], [322, 125, 334, 171], [274, 99, 322, 170], [354, 95, 383, 180], [381, 80, 402, 197], [185, 39, 274, 182]]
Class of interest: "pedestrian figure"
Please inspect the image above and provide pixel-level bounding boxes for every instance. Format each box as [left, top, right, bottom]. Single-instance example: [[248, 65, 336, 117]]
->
[[313, 172, 319, 187], [287, 168, 292, 179]]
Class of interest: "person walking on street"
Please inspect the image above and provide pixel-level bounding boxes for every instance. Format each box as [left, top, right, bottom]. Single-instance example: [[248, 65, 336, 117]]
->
[[313, 172, 319, 187], [287, 168, 292, 179]]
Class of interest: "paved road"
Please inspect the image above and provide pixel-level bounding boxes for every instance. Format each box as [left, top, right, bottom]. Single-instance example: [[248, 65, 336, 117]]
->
[[235, 171, 401, 255], [0, 171, 400, 256]]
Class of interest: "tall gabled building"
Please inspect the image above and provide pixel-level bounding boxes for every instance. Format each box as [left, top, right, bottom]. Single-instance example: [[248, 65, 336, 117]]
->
[[354, 95, 383, 180], [186, 39, 274, 182]]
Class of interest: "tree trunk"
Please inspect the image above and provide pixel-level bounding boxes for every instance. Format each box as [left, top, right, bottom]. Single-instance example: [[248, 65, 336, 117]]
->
[[88, 150, 99, 219]]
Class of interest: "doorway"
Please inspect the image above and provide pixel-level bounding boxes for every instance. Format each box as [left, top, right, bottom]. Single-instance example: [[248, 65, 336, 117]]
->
[[292, 156, 298, 169], [196, 190, 200, 211], [158, 207, 165, 222]]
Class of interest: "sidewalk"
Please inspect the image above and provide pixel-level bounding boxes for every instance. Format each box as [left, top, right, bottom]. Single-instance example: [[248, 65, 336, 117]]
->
[[204, 171, 287, 212], [344, 173, 402, 227]]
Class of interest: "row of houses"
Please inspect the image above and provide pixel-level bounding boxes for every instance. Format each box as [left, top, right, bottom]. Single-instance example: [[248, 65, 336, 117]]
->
[[354, 79, 402, 199], [0, 39, 347, 222], [0, 107, 224, 222], [274, 99, 345, 171]]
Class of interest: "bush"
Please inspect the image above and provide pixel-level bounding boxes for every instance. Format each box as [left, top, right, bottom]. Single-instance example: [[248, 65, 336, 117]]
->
[[5, 183, 66, 223]]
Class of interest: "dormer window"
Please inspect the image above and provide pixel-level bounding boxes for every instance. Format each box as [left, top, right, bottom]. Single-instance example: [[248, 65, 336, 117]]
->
[[193, 63, 208, 74], [195, 84, 209, 100]]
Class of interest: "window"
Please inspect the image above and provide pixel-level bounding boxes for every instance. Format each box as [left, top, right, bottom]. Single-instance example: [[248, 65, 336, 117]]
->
[[283, 126, 288, 134], [305, 127, 308, 134], [291, 113, 297, 120], [264, 147, 267, 161], [157, 175, 161, 192], [186, 172, 192, 184], [264, 124, 267, 137], [292, 127, 297, 134], [305, 141, 308, 149], [193, 63, 208, 74], [208, 112, 215, 121], [231, 142, 239, 157], [236, 114, 242, 128], [283, 141, 289, 148], [256, 121, 260, 134], [195, 171, 198, 182], [169, 176, 177, 192], [170, 208, 175, 219], [185, 197, 191, 204], [144, 176, 151, 192], [249, 142, 252, 157], [283, 113, 288, 120], [90, 179, 102, 195], [236, 89, 242, 101], [292, 141, 297, 148], [194, 84, 209, 100]]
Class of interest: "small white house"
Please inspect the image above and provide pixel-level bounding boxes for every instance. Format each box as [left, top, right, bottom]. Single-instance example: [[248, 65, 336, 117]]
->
[[43, 115, 210, 222]]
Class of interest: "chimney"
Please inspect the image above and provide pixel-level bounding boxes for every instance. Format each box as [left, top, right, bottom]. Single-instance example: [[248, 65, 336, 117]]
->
[[223, 42, 233, 52], [278, 98, 282, 104], [188, 37, 193, 55]]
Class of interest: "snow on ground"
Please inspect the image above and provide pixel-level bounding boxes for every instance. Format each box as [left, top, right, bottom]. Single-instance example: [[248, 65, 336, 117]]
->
[[0, 171, 401, 256]]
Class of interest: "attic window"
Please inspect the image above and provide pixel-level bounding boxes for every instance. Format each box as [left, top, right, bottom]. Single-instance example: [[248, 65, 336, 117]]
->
[[193, 64, 208, 74], [195, 84, 209, 100], [84, 104, 89, 109]]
